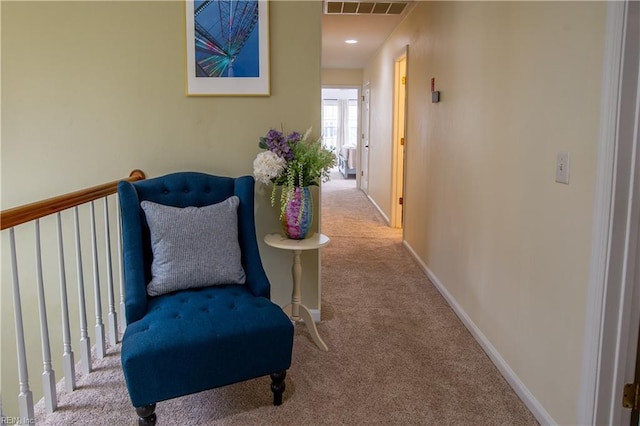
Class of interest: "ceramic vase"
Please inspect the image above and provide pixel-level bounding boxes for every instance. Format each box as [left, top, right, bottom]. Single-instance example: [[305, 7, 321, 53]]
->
[[281, 186, 312, 239]]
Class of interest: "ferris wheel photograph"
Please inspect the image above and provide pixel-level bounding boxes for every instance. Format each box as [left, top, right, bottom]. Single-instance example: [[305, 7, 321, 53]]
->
[[194, 0, 260, 78], [185, 0, 270, 96]]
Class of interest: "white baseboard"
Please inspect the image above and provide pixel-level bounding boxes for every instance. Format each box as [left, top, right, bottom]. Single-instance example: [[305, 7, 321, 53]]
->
[[367, 195, 390, 225], [283, 308, 321, 323], [310, 309, 321, 323], [402, 240, 556, 426]]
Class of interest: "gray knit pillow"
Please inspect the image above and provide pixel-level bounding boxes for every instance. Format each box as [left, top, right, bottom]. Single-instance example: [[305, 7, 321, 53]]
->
[[141, 196, 246, 296]]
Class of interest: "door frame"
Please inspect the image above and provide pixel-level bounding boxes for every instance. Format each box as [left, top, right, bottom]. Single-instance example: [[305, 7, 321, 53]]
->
[[360, 82, 371, 194], [391, 48, 408, 229], [578, 1, 640, 424]]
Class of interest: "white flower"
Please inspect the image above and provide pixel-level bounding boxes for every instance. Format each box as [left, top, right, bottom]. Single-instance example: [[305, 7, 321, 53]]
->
[[253, 151, 286, 185]]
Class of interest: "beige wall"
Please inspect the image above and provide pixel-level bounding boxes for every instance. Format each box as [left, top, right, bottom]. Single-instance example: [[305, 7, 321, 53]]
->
[[321, 68, 363, 86], [363, 2, 606, 424], [1, 0, 321, 417], [362, 40, 403, 219]]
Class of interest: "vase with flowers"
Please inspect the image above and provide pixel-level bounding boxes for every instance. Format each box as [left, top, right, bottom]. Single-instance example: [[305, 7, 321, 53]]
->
[[253, 127, 336, 239]]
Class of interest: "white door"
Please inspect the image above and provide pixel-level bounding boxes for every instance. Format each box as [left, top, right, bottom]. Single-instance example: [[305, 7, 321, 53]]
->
[[360, 83, 370, 194]]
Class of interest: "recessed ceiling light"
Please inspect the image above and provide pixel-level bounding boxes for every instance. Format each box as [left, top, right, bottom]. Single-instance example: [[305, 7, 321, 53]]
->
[[345, 39, 358, 44]]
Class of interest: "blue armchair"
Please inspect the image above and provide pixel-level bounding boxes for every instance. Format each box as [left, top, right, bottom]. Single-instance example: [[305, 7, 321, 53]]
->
[[117, 172, 294, 426]]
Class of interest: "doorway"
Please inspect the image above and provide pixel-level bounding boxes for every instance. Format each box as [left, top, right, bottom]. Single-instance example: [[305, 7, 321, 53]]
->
[[321, 87, 360, 185]]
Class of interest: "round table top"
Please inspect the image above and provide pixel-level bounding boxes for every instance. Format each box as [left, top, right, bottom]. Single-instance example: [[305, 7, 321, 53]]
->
[[263, 233, 330, 251]]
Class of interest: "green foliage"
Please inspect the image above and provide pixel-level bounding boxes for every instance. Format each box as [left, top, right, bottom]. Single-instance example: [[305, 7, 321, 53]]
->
[[288, 137, 336, 187]]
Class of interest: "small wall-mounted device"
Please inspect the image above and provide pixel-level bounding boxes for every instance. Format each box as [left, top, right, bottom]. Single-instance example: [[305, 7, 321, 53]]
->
[[431, 77, 440, 103], [555, 151, 570, 184]]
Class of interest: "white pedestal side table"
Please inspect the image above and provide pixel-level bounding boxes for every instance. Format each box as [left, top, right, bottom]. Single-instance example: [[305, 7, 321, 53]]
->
[[264, 233, 330, 352]]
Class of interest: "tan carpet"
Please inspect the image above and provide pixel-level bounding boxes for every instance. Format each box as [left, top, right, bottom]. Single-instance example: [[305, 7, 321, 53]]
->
[[34, 176, 538, 426]]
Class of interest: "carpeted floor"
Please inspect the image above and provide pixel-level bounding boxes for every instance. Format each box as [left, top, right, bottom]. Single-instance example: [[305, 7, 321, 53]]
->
[[34, 173, 538, 425]]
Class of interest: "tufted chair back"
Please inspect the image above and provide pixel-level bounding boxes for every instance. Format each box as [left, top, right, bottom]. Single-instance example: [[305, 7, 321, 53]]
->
[[118, 171, 269, 324]]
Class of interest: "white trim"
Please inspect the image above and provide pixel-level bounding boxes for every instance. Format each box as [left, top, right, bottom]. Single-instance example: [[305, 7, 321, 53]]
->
[[391, 47, 408, 229], [310, 309, 321, 324], [402, 240, 555, 425], [361, 82, 371, 194], [367, 194, 390, 225], [603, 1, 640, 422], [294, 309, 321, 323], [318, 186, 324, 329], [578, 2, 628, 424], [612, 64, 640, 425]]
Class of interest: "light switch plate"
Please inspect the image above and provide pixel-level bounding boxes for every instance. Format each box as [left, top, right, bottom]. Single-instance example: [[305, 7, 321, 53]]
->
[[555, 151, 570, 184]]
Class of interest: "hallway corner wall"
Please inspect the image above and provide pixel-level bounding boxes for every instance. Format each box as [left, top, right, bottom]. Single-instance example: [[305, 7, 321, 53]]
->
[[363, 2, 607, 424]]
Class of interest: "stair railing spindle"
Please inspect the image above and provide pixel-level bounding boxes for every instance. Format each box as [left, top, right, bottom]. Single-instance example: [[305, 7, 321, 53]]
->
[[34, 220, 57, 413], [9, 228, 35, 422], [117, 197, 127, 333], [89, 201, 106, 358], [56, 212, 76, 392], [104, 197, 118, 346], [74, 206, 92, 375], [1, 170, 144, 418]]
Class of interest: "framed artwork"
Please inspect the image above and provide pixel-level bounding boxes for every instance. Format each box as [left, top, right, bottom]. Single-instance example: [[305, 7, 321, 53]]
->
[[185, 0, 269, 96]]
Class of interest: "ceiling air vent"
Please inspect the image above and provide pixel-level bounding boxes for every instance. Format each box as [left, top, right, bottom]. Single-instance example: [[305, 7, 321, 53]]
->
[[325, 1, 408, 15]]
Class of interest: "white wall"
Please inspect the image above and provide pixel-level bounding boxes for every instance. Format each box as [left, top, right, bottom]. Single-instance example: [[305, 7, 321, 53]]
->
[[321, 68, 363, 87], [364, 2, 606, 424], [1, 0, 321, 417]]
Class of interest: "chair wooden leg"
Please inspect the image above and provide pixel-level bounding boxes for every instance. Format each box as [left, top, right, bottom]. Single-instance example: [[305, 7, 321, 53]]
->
[[270, 370, 287, 406], [136, 403, 157, 426]]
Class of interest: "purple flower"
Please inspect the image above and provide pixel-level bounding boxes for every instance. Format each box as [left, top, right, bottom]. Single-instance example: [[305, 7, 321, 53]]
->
[[264, 128, 295, 161], [286, 131, 302, 143], [266, 128, 283, 141]]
